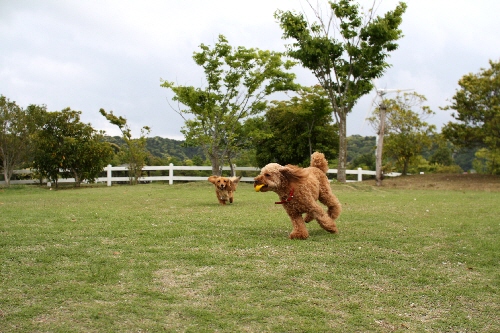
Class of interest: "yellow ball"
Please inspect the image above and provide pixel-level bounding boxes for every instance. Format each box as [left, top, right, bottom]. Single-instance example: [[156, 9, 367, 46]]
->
[[255, 184, 264, 192]]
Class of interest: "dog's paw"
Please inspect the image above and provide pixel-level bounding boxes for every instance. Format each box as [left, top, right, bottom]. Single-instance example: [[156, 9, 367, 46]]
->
[[289, 231, 309, 240]]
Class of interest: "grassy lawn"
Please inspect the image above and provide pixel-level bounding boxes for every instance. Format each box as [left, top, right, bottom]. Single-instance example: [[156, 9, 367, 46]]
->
[[1, 180, 499, 332]]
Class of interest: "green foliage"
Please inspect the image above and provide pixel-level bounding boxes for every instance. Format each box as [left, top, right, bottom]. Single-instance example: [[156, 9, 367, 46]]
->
[[427, 136, 454, 166], [442, 60, 500, 153], [453, 147, 478, 172], [104, 136, 205, 163], [473, 148, 500, 175], [442, 60, 500, 175], [420, 137, 477, 172], [275, 0, 407, 181], [432, 164, 463, 174], [346, 135, 376, 179], [350, 153, 376, 171], [161, 34, 297, 175], [347, 135, 376, 161], [32, 108, 114, 187], [0, 96, 33, 186], [248, 86, 339, 167], [406, 155, 462, 174], [100, 109, 151, 184]]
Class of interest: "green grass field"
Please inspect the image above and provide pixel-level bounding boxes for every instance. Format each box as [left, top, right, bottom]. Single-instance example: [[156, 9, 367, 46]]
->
[[1, 181, 499, 332]]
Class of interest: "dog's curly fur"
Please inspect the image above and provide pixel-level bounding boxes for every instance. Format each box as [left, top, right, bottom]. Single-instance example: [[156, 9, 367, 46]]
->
[[254, 152, 341, 239], [208, 176, 241, 205]]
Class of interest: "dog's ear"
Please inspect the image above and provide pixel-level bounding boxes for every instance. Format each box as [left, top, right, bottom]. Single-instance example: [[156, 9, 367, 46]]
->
[[208, 176, 218, 184], [281, 165, 308, 183]]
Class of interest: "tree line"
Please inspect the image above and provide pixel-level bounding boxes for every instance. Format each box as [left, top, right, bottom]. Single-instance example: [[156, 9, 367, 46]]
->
[[0, 102, 114, 187], [0, 83, 494, 188], [162, 1, 408, 181], [2, 1, 498, 186], [161, 1, 498, 181]]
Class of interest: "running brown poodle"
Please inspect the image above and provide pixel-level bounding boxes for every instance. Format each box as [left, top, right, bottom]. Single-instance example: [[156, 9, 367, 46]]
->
[[253, 152, 341, 239]]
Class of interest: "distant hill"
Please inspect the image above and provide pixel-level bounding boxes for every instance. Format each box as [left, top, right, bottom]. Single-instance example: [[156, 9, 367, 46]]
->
[[104, 135, 477, 170], [104, 136, 205, 161], [347, 135, 376, 162], [346, 135, 476, 171]]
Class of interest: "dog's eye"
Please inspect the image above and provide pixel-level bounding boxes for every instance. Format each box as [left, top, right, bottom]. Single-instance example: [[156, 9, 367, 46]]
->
[[265, 173, 271, 177]]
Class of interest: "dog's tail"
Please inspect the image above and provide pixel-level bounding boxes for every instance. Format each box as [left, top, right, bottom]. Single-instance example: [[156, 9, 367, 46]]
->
[[310, 152, 329, 173], [229, 176, 241, 191]]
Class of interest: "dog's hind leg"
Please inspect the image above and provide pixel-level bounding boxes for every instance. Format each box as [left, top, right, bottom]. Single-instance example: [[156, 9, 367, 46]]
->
[[319, 192, 342, 221], [309, 204, 339, 234]]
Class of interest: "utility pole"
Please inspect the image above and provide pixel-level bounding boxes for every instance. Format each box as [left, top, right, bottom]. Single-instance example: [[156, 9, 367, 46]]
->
[[375, 100, 387, 186], [371, 88, 412, 186]]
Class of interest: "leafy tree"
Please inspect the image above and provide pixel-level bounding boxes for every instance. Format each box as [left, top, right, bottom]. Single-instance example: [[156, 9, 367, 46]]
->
[[248, 86, 339, 167], [428, 135, 454, 166], [0, 96, 33, 186], [33, 108, 114, 187], [161, 34, 297, 176], [453, 147, 478, 172], [473, 148, 500, 175], [100, 109, 151, 185], [442, 59, 500, 174], [350, 153, 375, 170], [275, 0, 407, 182], [369, 92, 436, 175], [346, 135, 376, 175]]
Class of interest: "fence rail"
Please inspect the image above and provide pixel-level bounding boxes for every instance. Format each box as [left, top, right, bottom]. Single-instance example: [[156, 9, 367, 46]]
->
[[1, 164, 401, 186]]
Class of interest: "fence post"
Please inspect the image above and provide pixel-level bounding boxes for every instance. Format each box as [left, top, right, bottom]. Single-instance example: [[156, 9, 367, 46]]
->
[[106, 164, 112, 187], [169, 163, 174, 185], [357, 168, 363, 182]]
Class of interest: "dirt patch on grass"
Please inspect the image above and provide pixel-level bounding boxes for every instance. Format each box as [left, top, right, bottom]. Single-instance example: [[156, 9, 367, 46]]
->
[[363, 173, 500, 191]]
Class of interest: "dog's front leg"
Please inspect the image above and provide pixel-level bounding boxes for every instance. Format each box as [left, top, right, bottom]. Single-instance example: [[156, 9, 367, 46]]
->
[[217, 194, 227, 205], [288, 213, 309, 240]]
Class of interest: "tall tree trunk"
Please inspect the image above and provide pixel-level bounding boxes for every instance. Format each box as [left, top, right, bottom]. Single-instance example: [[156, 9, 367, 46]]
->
[[307, 121, 313, 158], [337, 112, 347, 183], [2, 170, 10, 187], [210, 155, 221, 176], [229, 162, 236, 177], [2, 158, 11, 187], [72, 170, 81, 187], [402, 158, 409, 176], [308, 135, 313, 158]]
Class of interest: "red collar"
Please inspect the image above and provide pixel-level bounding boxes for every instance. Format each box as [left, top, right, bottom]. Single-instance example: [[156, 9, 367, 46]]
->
[[275, 188, 294, 204]]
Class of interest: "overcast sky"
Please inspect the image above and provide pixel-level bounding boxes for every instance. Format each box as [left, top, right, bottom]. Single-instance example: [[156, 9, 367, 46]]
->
[[1, 0, 499, 140]]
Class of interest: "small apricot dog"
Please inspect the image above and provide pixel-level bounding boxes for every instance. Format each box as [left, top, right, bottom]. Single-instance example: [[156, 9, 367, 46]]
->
[[208, 175, 241, 205], [254, 152, 341, 239]]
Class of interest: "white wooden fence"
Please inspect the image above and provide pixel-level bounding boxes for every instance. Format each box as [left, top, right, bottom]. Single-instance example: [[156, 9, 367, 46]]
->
[[1, 164, 401, 186]]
